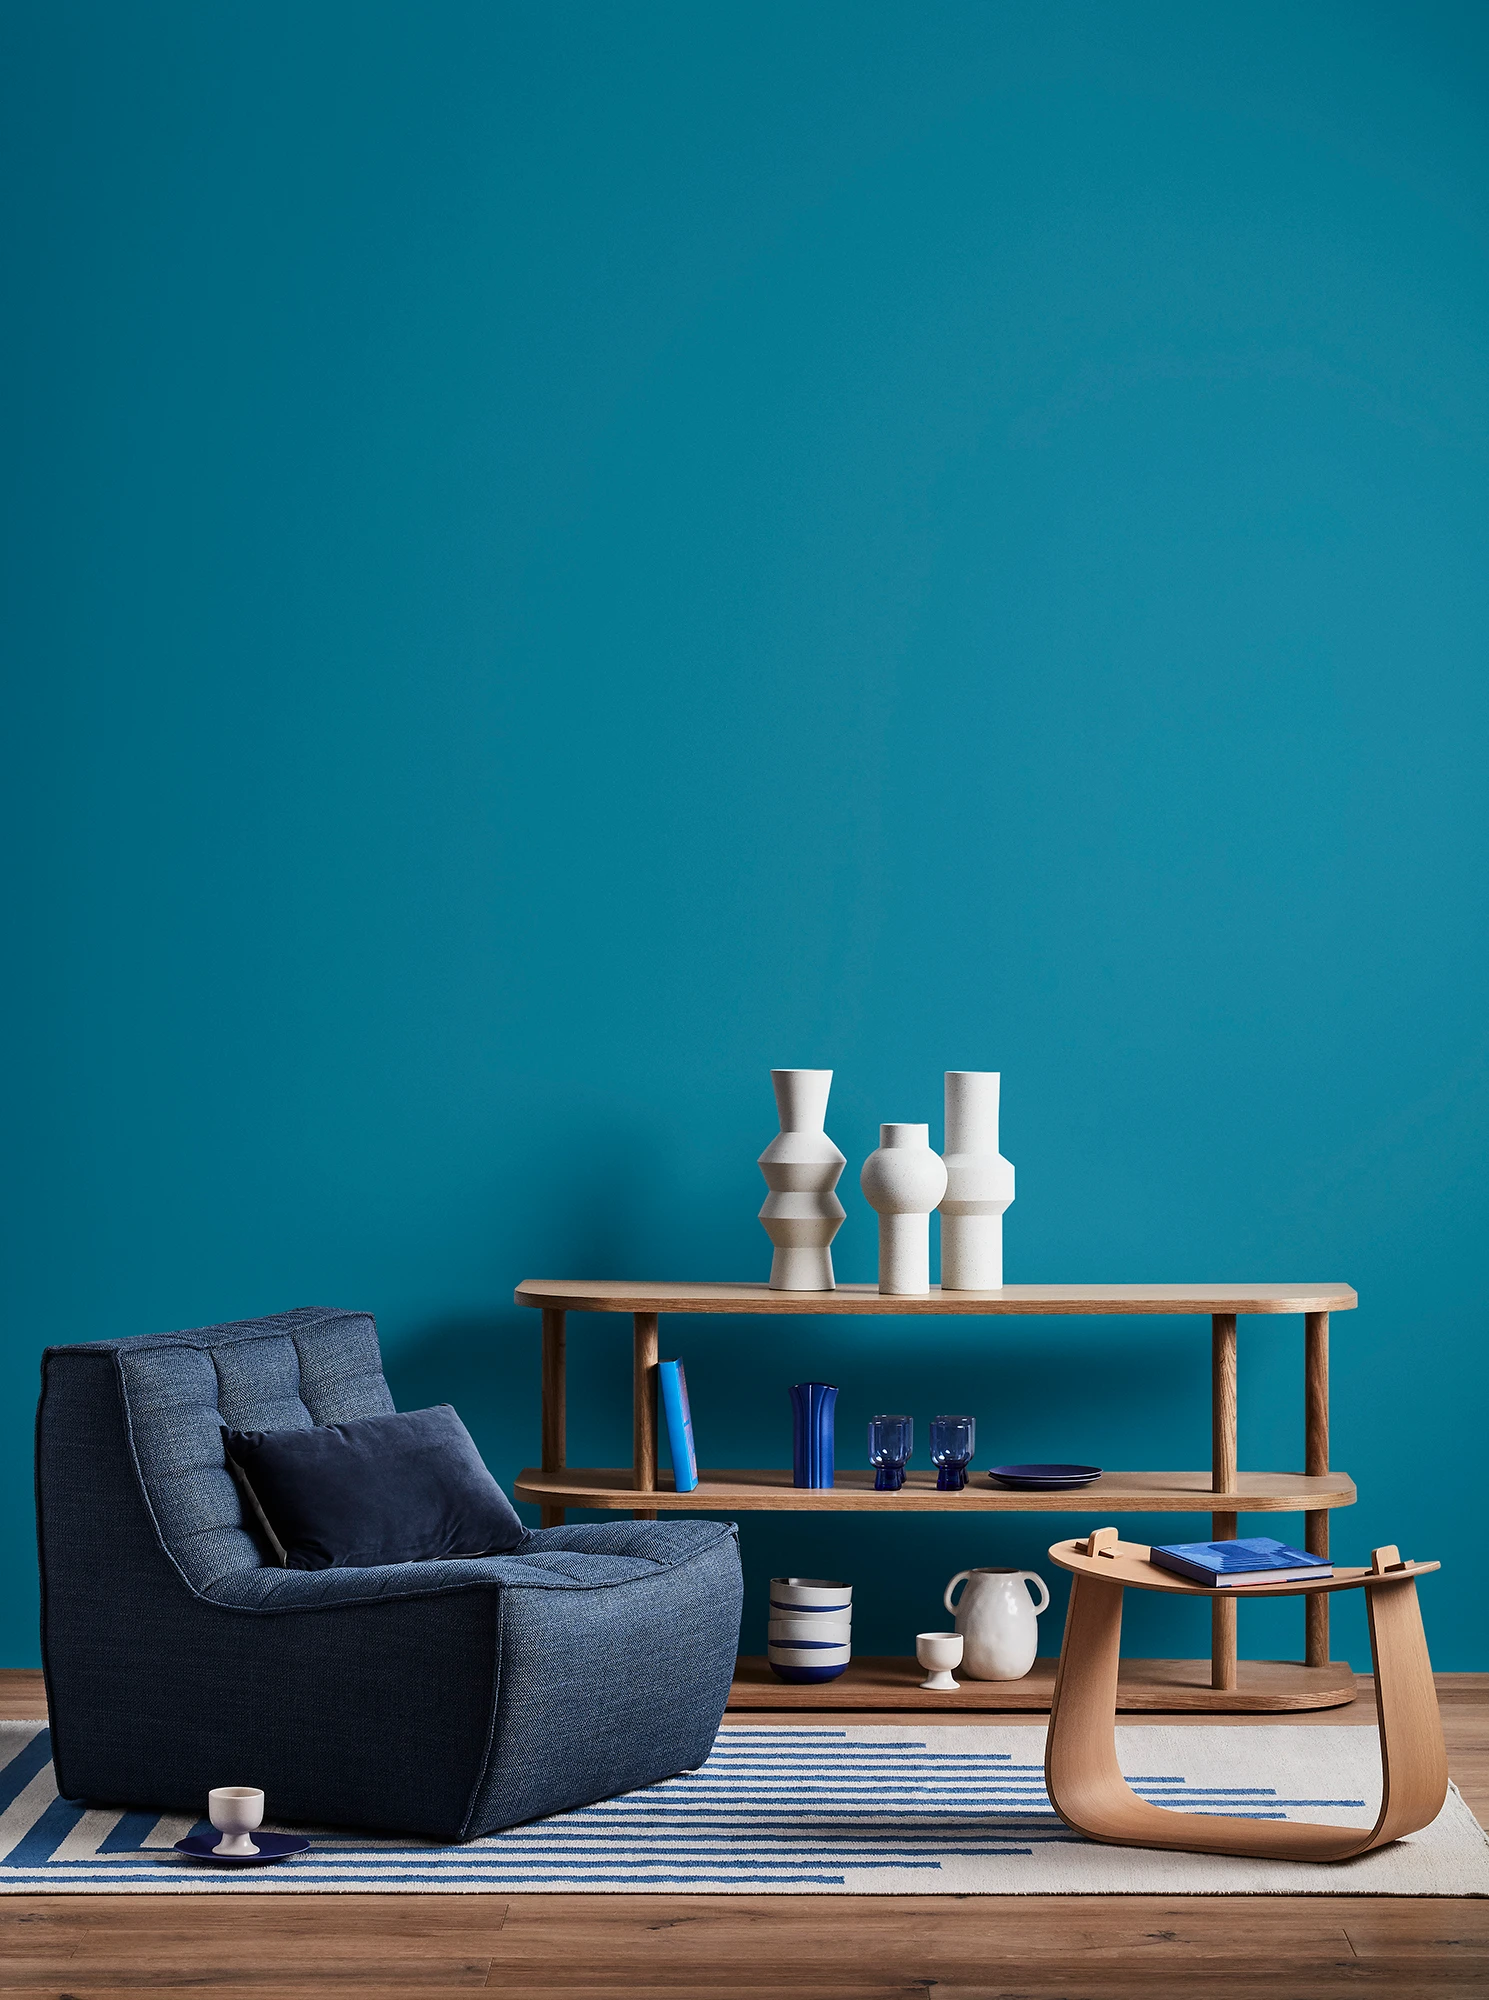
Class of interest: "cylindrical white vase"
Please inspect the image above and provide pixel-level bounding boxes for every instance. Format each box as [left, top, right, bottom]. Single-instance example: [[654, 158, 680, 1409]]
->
[[860, 1123, 948, 1296], [939, 1072, 1015, 1290], [758, 1069, 846, 1291]]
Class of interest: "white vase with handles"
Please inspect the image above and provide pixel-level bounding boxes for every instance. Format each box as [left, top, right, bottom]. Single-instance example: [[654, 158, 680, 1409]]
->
[[860, 1123, 948, 1295], [758, 1070, 846, 1291], [938, 1071, 1015, 1290], [943, 1566, 1051, 1680]]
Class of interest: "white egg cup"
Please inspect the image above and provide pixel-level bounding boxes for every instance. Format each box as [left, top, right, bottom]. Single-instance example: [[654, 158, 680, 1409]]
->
[[916, 1630, 964, 1691], [208, 1786, 265, 1857]]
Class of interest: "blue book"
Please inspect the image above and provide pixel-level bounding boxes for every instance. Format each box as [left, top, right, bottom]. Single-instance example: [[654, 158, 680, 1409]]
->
[[658, 1359, 699, 1493], [1149, 1536, 1332, 1588]]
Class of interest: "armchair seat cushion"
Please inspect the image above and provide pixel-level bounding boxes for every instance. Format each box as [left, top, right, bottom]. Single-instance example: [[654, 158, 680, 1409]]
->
[[202, 1518, 732, 1612]]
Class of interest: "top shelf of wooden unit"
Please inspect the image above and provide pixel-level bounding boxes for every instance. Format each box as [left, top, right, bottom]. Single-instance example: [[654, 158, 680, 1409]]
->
[[515, 1280, 1357, 1317], [513, 1467, 1358, 1513]]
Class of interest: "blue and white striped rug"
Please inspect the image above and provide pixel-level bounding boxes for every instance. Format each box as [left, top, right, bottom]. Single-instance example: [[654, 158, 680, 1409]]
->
[[3, 1722, 1485, 1894]]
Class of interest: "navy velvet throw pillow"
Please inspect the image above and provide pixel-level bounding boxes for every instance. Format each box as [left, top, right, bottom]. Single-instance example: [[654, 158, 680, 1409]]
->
[[222, 1405, 525, 1570]]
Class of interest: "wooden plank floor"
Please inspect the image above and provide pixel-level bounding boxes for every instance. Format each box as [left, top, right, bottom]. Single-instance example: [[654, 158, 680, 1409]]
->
[[4, 1669, 1487, 1998]]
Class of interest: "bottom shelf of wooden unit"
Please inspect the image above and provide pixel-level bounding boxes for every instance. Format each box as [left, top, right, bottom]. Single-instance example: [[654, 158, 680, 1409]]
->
[[728, 1654, 1358, 1713]]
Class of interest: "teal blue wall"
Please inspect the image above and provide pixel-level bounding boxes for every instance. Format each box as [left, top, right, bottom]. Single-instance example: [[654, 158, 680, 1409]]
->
[[4, 2, 1487, 1673]]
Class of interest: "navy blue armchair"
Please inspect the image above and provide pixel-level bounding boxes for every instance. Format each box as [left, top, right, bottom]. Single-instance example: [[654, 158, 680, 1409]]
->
[[35, 1308, 742, 1840]]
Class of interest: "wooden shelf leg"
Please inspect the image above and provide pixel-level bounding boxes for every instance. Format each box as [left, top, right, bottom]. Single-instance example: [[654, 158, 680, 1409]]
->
[[1305, 1310, 1330, 1668], [539, 1308, 566, 1530], [1211, 1312, 1238, 1692], [633, 1311, 659, 1522]]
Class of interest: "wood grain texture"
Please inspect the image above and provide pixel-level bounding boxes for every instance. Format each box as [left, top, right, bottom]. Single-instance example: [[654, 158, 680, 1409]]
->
[[0, 1671, 1485, 2000], [0, 1667, 47, 1718], [514, 1464, 1358, 1512], [1048, 1534, 1440, 1598], [3, 1890, 1488, 2000], [1305, 1311, 1330, 1474], [1211, 1313, 1238, 1494], [539, 1307, 566, 1531], [1305, 1309, 1331, 1669], [1210, 1312, 1240, 1692], [728, 1653, 1358, 1712], [631, 1311, 658, 1519], [1210, 1567, 1238, 1691], [516, 1279, 1358, 1315], [1045, 1567, 1448, 1862], [1366, 1565, 1452, 1845]]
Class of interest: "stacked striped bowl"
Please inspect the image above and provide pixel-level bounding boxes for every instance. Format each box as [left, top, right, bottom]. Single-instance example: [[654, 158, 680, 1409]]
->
[[767, 1575, 852, 1682]]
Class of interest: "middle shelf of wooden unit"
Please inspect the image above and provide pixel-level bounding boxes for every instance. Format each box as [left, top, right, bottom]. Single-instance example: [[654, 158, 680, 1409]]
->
[[514, 1467, 1358, 1513]]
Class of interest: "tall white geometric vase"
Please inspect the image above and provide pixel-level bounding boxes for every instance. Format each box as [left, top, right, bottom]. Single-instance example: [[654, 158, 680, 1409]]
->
[[939, 1071, 1015, 1290], [860, 1124, 949, 1296], [758, 1070, 846, 1291]]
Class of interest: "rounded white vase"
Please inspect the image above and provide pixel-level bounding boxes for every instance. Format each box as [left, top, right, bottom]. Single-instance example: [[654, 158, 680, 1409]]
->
[[939, 1071, 1015, 1290], [859, 1123, 948, 1296], [758, 1069, 846, 1291]]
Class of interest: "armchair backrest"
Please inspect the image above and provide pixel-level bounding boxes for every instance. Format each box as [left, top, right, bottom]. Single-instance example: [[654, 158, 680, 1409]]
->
[[39, 1308, 394, 1594]]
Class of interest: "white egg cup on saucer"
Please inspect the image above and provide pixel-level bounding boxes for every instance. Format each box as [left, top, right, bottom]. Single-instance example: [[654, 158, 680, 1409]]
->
[[209, 1786, 264, 1856]]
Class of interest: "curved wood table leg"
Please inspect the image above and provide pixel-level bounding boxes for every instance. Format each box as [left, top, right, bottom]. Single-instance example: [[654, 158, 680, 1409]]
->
[[1046, 1555, 1447, 1862], [1367, 1557, 1450, 1846]]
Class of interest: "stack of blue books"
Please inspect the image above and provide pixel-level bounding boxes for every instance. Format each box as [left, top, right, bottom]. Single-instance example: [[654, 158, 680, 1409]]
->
[[1149, 1536, 1332, 1587]]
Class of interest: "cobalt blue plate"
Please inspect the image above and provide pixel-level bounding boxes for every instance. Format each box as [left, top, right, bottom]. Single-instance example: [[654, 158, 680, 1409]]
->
[[986, 1463, 1102, 1489], [174, 1831, 311, 1865]]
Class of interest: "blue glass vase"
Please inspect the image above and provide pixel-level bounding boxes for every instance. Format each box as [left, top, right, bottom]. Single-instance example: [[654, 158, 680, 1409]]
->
[[790, 1381, 837, 1488]]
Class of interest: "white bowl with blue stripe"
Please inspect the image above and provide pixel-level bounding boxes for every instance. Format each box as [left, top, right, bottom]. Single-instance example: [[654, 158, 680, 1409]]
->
[[769, 1575, 851, 1612], [766, 1639, 852, 1683], [768, 1614, 851, 1645], [767, 1641, 851, 1665]]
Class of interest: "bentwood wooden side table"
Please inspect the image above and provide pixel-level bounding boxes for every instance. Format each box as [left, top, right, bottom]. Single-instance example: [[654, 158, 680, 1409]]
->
[[514, 1279, 1359, 1714], [1045, 1528, 1446, 1859]]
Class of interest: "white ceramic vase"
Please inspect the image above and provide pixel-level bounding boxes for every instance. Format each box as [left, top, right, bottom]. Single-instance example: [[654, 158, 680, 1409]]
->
[[938, 1071, 1015, 1290], [758, 1070, 846, 1292], [943, 1567, 1051, 1680], [859, 1123, 948, 1296]]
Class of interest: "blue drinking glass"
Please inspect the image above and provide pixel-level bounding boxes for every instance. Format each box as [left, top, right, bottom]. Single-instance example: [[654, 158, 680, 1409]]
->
[[930, 1413, 976, 1490], [868, 1414, 913, 1491]]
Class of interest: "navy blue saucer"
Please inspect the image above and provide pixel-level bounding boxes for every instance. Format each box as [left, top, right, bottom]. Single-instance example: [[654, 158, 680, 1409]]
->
[[987, 1463, 1102, 1489], [174, 1831, 311, 1865]]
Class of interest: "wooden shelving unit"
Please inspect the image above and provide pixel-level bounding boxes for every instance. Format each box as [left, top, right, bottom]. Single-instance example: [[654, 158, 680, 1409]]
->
[[513, 1278, 1359, 1714]]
